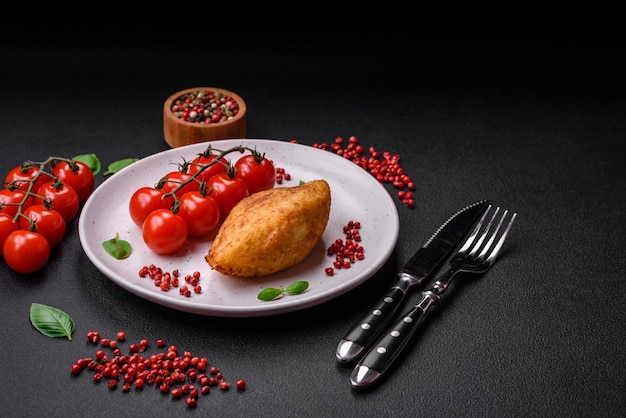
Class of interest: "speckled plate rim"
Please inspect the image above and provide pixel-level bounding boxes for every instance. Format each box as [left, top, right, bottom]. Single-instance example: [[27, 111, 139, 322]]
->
[[78, 139, 399, 318]]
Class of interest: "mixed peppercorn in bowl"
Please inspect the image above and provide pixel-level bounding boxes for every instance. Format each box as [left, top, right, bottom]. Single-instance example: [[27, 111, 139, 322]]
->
[[163, 87, 247, 148]]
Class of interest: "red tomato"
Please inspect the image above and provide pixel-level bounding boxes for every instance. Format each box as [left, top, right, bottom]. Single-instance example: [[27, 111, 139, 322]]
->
[[37, 181, 80, 223], [234, 154, 276, 194], [128, 186, 175, 228], [187, 153, 228, 184], [158, 171, 200, 199], [19, 205, 66, 248], [3, 230, 51, 274], [0, 188, 34, 218], [206, 173, 249, 221], [4, 164, 48, 193], [177, 191, 221, 237], [141, 209, 188, 255], [52, 161, 95, 202], [0, 213, 19, 256]]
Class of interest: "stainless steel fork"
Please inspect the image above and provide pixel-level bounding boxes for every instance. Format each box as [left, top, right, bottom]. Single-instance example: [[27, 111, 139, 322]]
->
[[351, 205, 517, 389]]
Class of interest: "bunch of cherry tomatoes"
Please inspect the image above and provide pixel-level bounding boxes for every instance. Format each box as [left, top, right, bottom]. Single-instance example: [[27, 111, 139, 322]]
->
[[0, 158, 95, 274], [128, 146, 276, 255]]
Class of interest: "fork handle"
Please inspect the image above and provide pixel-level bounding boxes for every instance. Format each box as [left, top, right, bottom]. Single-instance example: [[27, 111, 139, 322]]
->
[[350, 291, 440, 389]]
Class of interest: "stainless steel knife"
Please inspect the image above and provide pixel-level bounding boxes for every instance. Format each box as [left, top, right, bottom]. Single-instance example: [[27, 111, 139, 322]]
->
[[335, 200, 490, 363]]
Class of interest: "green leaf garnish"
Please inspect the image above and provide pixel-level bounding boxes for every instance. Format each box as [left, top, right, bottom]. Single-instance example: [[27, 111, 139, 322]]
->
[[102, 233, 132, 259], [30, 303, 75, 340], [257, 280, 309, 301], [285, 280, 309, 295], [257, 287, 284, 301], [75, 153, 102, 175], [103, 158, 138, 176]]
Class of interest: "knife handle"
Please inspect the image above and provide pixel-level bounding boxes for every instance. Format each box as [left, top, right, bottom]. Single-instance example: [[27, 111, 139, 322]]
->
[[336, 285, 410, 363], [350, 291, 440, 389]]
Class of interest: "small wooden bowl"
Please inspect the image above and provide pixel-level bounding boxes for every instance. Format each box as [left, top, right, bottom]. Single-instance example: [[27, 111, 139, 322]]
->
[[163, 87, 247, 148]]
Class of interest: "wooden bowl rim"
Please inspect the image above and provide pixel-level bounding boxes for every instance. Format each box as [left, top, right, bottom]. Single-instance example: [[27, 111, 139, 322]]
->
[[163, 86, 247, 130]]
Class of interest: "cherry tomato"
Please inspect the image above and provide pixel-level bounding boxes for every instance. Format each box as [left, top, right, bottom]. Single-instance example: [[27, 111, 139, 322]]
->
[[187, 153, 228, 184], [177, 191, 221, 237], [128, 186, 175, 228], [19, 205, 66, 248], [4, 164, 48, 193], [52, 160, 95, 202], [206, 173, 249, 221], [141, 209, 188, 255], [36, 181, 80, 223], [158, 171, 199, 199], [234, 154, 276, 194], [3, 230, 51, 274], [0, 188, 34, 218], [0, 213, 19, 256]]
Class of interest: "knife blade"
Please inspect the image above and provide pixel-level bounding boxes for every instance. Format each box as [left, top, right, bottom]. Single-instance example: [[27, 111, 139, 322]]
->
[[335, 200, 490, 363]]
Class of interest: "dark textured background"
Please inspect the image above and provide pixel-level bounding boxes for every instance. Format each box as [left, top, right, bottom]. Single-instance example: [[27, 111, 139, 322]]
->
[[1, 20, 625, 417]]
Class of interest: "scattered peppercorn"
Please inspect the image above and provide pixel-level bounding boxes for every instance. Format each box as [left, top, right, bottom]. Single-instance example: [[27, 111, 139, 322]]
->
[[274, 166, 292, 185], [87, 330, 100, 344], [72, 331, 246, 409], [325, 220, 364, 275], [138, 264, 201, 297], [170, 90, 240, 125], [290, 136, 416, 208]]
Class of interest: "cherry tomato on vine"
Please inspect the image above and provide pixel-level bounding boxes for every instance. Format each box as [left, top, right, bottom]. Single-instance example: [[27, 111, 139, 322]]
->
[[177, 191, 221, 237], [52, 161, 95, 202], [128, 186, 175, 228], [4, 165, 49, 193], [158, 171, 199, 199], [3, 230, 51, 274], [206, 173, 249, 221], [234, 154, 276, 194], [19, 205, 66, 248], [141, 209, 188, 255], [0, 213, 19, 256], [37, 181, 80, 223], [0, 188, 34, 218], [187, 154, 228, 184]]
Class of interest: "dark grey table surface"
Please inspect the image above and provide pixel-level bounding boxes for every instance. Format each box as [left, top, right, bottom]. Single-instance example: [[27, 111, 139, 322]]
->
[[1, 25, 625, 417]]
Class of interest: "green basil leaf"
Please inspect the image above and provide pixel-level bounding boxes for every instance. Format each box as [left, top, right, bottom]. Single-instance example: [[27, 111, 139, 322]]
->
[[285, 280, 309, 295], [30, 303, 75, 340], [102, 233, 132, 259], [257, 287, 284, 301], [103, 158, 138, 176], [75, 153, 102, 175]]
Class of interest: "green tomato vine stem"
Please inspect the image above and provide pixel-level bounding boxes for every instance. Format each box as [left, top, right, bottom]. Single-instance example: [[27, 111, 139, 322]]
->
[[4, 156, 78, 224], [157, 145, 266, 212]]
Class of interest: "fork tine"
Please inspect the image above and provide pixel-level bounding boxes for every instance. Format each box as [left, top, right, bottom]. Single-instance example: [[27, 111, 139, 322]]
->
[[477, 209, 508, 259], [458, 204, 492, 254], [484, 211, 517, 264], [468, 206, 500, 257]]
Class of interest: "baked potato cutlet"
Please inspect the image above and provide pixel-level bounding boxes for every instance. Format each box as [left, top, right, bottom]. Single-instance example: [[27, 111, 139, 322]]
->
[[205, 179, 331, 277]]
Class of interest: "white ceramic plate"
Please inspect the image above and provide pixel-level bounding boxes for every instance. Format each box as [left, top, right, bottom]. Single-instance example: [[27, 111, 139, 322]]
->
[[78, 139, 399, 317]]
